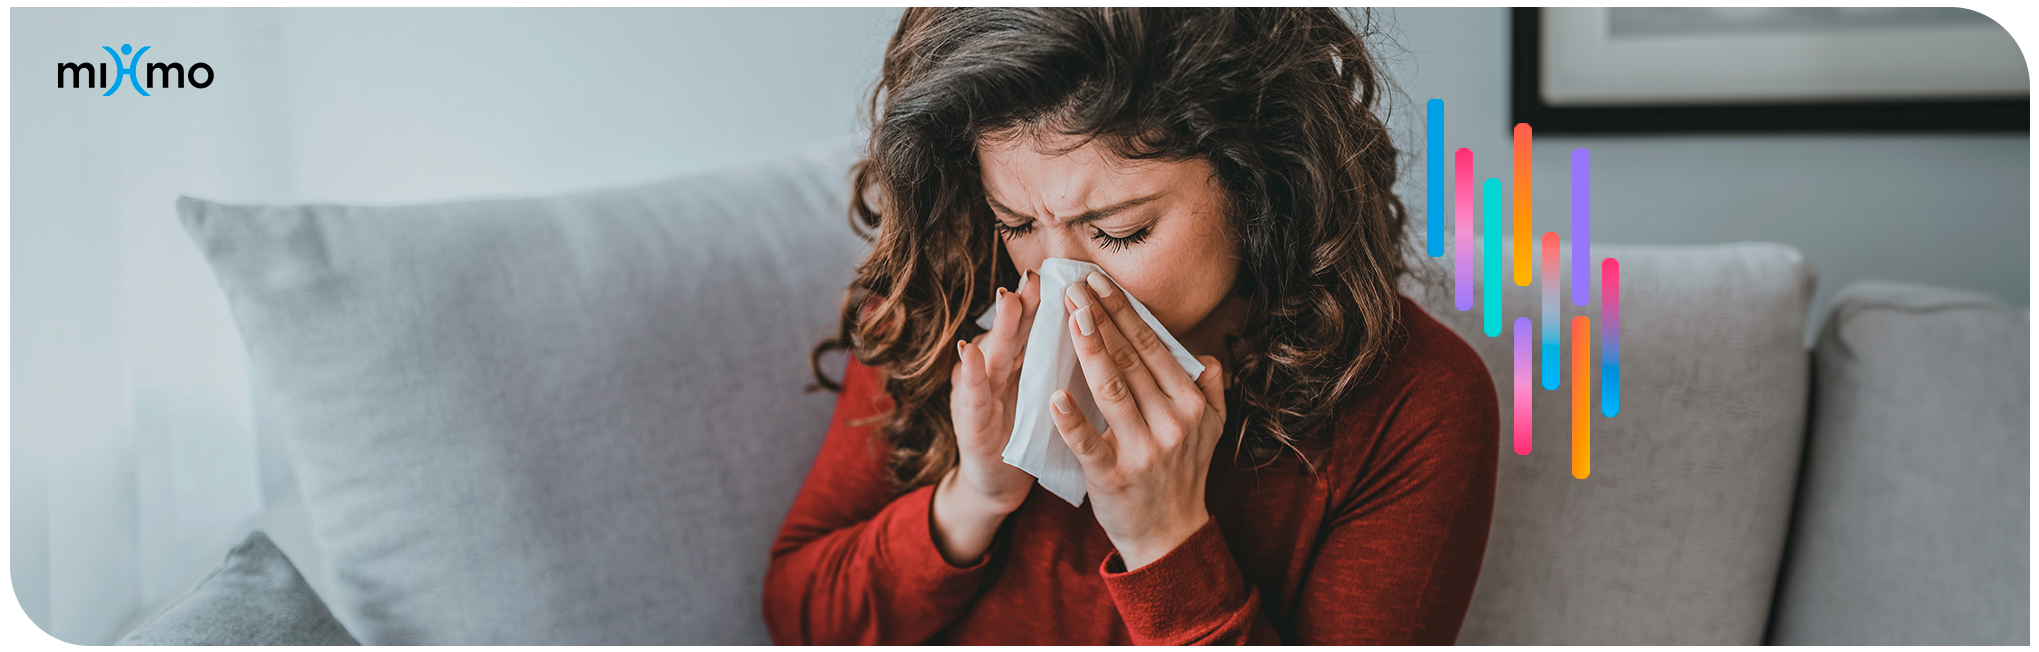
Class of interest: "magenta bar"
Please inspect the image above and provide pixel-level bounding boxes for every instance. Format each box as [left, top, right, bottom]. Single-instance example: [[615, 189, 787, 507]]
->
[[1514, 316, 1532, 455], [1455, 148, 1474, 310]]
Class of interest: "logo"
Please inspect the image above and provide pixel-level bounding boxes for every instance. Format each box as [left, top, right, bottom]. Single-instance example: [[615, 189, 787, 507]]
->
[[57, 44, 213, 96]]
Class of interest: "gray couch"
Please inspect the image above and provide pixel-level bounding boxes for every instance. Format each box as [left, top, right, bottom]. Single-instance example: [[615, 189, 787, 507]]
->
[[121, 140, 2028, 645]]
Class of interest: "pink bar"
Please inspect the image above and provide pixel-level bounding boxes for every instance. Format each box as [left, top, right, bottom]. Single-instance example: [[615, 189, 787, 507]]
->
[[1455, 148, 1474, 311], [1514, 316, 1532, 454]]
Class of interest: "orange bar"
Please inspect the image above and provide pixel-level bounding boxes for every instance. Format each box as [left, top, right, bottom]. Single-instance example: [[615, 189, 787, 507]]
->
[[1514, 123, 1533, 286], [1571, 315, 1591, 478]]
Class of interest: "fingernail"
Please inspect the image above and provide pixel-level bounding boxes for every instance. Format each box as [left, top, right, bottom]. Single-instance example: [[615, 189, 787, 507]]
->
[[996, 287, 1009, 302], [1065, 284, 1093, 309], [1022, 270, 1035, 294], [957, 339, 967, 356], [1086, 272, 1113, 299], [1051, 391, 1073, 415], [1074, 306, 1096, 336]]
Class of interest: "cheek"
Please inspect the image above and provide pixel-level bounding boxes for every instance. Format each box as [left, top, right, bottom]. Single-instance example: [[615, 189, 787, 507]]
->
[[1000, 239, 1045, 279], [1105, 224, 1236, 335]]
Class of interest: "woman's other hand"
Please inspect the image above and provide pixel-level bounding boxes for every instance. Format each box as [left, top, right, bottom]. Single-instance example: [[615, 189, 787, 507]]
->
[[934, 270, 1041, 565], [1052, 272, 1227, 571]]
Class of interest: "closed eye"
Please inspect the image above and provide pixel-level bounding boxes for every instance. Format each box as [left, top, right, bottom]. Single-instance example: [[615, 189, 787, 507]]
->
[[1090, 225, 1153, 252], [992, 220, 1035, 239]]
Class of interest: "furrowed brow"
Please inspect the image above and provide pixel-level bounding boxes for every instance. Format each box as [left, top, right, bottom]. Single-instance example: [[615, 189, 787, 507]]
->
[[985, 192, 1163, 227]]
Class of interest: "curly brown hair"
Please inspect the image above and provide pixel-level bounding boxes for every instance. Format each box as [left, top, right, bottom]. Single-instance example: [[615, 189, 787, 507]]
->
[[810, 7, 1422, 491]]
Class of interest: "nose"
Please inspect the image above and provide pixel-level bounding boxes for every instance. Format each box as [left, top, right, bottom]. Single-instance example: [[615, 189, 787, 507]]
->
[[1036, 223, 1095, 266], [1035, 213, 1101, 264]]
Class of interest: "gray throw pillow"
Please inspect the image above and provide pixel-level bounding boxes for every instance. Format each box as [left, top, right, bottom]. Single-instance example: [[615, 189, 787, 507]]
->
[[1405, 239, 1818, 644], [116, 531, 357, 646], [1767, 280, 2029, 644], [177, 141, 867, 644]]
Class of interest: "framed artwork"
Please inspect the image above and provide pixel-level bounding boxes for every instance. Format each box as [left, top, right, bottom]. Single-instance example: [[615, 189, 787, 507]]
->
[[1511, 7, 2029, 133]]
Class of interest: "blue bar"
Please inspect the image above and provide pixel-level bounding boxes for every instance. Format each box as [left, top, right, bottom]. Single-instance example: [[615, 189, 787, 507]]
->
[[1602, 364, 1620, 417], [1427, 99, 1444, 257]]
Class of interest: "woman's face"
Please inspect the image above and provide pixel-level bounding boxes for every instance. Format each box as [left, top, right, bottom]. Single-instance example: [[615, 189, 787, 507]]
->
[[976, 132, 1242, 339]]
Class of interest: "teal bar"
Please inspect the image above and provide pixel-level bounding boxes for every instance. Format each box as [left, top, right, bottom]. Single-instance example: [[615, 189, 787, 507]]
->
[[1483, 178, 1504, 337]]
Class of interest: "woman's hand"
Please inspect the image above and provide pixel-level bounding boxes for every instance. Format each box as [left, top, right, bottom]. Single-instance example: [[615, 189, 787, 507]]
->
[[933, 271, 1041, 565], [1051, 273, 1227, 571]]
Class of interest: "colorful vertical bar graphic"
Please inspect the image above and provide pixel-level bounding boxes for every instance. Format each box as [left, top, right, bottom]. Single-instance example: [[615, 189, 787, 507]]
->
[[1427, 100, 1444, 258], [1513, 123, 1532, 286], [1513, 317, 1532, 455], [1572, 148, 1592, 306], [1414, 115, 1627, 475], [1541, 232, 1561, 390], [1483, 178, 1504, 336], [1455, 148, 1475, 311], [1603, 258, 1620, 417], [1572, 316, 1592, 479]]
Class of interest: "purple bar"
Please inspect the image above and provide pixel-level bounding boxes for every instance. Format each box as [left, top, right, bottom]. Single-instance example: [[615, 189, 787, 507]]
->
[[1572, 148, 1591, 306]]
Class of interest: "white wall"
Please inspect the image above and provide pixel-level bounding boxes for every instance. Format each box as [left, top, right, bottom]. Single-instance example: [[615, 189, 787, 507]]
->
[[11, 7, 900, 644], [9, 6, 2027, 645]]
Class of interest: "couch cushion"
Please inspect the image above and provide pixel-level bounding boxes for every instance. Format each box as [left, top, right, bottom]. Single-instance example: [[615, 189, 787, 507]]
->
[[177, 140, 867, 644], [1402, 239, 1818, 644], [116, 531, 357, 646], [1767, 280, 2029, 644]]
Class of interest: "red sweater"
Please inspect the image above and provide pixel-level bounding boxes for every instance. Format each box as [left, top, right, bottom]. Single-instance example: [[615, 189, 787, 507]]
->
[[763, 294, 1498, 644]]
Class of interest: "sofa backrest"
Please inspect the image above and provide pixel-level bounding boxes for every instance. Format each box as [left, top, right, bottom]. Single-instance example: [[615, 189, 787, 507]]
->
[[181, 141, 867, 644], [1401, 241, 1817, 644], [187, 141, 1822, 644]]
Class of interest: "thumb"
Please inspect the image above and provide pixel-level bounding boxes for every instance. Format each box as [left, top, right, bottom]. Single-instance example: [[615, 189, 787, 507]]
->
[[1193, 355, 1226, 420]]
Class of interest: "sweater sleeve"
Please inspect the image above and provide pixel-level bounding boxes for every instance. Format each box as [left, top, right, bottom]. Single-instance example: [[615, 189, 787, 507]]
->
[[1098, 518, 1281, 644], [1099, 336, 1499, 645], [1288, 359, 1500, 644], [761, 355, 1001, 645]]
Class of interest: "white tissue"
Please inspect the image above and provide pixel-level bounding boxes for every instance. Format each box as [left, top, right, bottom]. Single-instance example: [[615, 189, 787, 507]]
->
[[972, 258, 1206, 506]]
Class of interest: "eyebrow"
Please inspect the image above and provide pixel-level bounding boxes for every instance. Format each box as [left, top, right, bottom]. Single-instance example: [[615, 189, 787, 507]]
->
[[984, 192, 1164, 227]]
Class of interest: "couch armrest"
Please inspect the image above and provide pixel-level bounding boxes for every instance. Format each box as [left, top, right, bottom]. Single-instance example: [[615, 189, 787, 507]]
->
[[116, 531, 359, 645], [1768, 280, 2029, 644]]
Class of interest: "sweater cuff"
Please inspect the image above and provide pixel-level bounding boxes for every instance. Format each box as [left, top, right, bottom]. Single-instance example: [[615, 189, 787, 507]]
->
[[1098, 518, 1255, 644], [877, 484, 995, 587]]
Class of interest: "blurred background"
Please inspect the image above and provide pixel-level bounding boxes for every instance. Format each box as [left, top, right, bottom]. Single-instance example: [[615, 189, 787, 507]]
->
[[10, 7, 2029, 644]]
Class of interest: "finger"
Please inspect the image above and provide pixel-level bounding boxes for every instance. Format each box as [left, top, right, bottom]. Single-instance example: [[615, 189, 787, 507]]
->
[[980, 287, 1024, 381], [1008, 270, 1041, 382], [1016, 269, 1040, 317], [1067, 304, 1153, 440], [982, 272, 1040, 384], [1048, 389, 1116, 471], [1081, 271, 1199, 399], [1068, 283, 1169, 421], [952, 340, 994, 435]]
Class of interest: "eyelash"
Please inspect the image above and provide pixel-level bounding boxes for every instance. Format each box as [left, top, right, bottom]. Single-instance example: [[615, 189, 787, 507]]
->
[[1090, 225, 1153, 252], [991, 221, 1033, 240], [991, 220, 1154, 252]]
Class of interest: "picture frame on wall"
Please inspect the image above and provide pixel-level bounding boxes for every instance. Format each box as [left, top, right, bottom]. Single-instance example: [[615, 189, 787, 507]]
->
[[1511, 7, 2029, 133]]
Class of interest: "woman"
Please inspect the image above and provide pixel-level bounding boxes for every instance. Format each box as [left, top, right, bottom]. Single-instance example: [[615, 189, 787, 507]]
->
[[764, 8, 1497, 645]]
